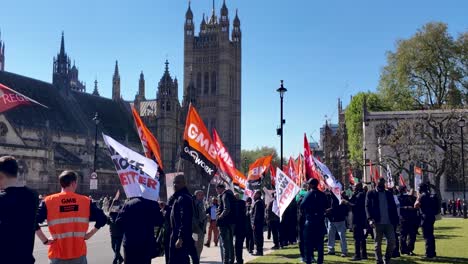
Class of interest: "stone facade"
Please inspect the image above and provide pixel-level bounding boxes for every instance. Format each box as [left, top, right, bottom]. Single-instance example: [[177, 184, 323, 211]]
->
[[363, 108, 468, 200]]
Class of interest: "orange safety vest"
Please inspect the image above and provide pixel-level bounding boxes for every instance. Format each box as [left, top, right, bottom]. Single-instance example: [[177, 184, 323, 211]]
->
[[44, 192, 90, 260]]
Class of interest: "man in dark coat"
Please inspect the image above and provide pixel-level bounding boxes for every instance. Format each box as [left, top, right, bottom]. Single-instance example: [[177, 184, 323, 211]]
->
[[116, 196, 163, 264], [266, 192, 280, 249], [415, 183, 438, 259], [216, 183, 236, 264], [168, 175, 194, 264], [347, 182, 367, 261], [398, 186, 418, 256], [251, 190, 265, 256], [245, 197, 254, 253], [301, 178, 328, 264], [234, 193, 247, 264], [366, 177, 399, 264]]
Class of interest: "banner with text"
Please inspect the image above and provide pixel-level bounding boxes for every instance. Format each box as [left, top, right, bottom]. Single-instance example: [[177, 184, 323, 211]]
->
[[181, 104, 218, 178], [103, 134, 160, 201], [247, 155, 272, 190], [275, 168, 301, 220], [313, 157, 342, 202]]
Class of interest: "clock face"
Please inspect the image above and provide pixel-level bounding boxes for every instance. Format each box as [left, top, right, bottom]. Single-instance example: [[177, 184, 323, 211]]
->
[[0, 122, 8, 137]]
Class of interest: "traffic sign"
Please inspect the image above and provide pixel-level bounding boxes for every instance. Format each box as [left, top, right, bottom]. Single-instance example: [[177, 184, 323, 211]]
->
[[91, 172, 98, 179], [90, 179, 98, 190]]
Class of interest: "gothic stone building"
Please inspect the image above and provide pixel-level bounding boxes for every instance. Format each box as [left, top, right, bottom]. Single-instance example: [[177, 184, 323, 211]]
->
[[0, 1, 242, 196]]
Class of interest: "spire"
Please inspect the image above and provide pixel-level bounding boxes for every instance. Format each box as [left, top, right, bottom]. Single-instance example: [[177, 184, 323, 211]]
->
[[165, 59, 169, 73], [92, 79, 100, 96], [185, 0, 193, 19], [138, 71, 146, 100], [60, 31, 65, 55], [114, 60, 120, 77], [221, 0, 228, 16], [234, 9, 240, 26]]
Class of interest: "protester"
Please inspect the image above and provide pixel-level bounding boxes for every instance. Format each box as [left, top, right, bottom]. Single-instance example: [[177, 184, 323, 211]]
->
[[296, 185, 309, 263], [251, 190, 265, 256], [398, 186, 418, 256], [205, 197, 219, 247], [415, 182, 438, 259], [193, 190, 207, 257], [266, 192, 280, 249], [245, 197, 254, 253], [35, 170, 107, 264], [216, 183, 236, 264], [325, 189, 348, 257], [301, 178, 328, 264], [347, 182, 368, 261], [234, 193, 247, 264], [0, 156, 39, 264], [365, 177, 399, 264], [167, 175, 194, 264], [160, 201, 172, 264], [108, 199, 124, 264]]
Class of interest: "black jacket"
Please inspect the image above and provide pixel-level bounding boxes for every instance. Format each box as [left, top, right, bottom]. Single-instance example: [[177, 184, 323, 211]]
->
[[350, 190, 367, 226], [0, 186, 38, 264], [235, 199, 247, 234], [365, 188, 399, 226], [116, 197, 163, 248], [217, 189, 236, 226], [326, 192, 348, 222], [398, 194, 418, 221], [168, 187, 193, 240], [251, 198, 265, 227], [246, 204, 253, 231], [300, 189, 328, 227]]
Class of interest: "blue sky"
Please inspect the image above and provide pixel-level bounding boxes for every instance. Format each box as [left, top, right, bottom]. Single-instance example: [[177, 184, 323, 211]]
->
[[1, 0, 467, 158]]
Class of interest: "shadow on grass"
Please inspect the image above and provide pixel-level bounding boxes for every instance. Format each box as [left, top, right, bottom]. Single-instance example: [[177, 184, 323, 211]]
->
[[435, 225, 461, 231], [421, 256, 468, 264]]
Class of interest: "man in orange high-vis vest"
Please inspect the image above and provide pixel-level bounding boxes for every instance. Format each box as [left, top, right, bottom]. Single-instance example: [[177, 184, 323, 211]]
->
[[35, 170, 107, 264]]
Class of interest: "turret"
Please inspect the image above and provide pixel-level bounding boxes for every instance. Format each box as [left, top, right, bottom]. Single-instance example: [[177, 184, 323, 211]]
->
[[138, 71, 146, 100], [232, 9, 241, 43], [220, 0, 229, 37], [185, 1, 194, 38], [92, 79, 100, 96]]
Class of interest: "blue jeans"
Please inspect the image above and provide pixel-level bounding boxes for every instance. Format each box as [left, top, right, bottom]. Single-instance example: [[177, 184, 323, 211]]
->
[[327, 220, 348, 254], [50, 256, 87, 264]]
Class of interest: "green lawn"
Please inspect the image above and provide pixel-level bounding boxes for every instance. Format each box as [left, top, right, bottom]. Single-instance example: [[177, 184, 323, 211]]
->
[[248, 218, 468, 264]]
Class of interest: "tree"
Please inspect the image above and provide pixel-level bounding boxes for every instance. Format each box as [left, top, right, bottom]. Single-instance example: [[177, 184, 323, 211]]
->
[[345, 92, 389, 166], [378, 22, 467, 109]]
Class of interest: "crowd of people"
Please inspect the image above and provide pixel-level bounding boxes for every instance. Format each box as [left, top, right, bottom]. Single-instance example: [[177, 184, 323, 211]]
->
[[0, 155, 442, 264]]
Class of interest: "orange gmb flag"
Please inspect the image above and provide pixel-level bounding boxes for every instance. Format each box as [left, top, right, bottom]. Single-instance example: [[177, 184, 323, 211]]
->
[[247, 155, 272, 182], [181, 104, 218, 178], [288, 157, 298, 183], [0, 82, 47, 113], [131, 107, 164, 173], [296, 154, 305, 186], [270, 164, 277, 187], [213, 128, 246, 189]]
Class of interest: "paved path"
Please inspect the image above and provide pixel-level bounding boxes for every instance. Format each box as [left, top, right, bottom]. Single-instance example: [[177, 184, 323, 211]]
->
[[34, 226, 274, 264]]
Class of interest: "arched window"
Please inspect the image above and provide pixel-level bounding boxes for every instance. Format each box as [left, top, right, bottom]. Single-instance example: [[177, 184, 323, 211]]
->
[[166, 101, 171, 112], [211, 72, 217, 95], [204, 72, 209, 95], [196, 73, 202, 95]]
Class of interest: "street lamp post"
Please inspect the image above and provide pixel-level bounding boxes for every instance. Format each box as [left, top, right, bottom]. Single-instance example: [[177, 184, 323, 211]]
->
[[277, 80, 287, 168], [93, 112, 100, 173], [449, 136, 455, 204], [458, 116, 467, 219]]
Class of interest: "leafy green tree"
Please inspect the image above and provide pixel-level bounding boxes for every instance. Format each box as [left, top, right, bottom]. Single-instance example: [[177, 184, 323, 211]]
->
[[378, 22, 467, 109], [345, 92, 388, 166]]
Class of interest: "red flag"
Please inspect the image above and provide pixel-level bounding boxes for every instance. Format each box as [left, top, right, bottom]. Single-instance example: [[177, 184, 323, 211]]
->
[[348, 167, 355, 186], [131, 107, 164, 172], [270, 165, 276, 187], [213, 129, 246, 189], [247, 155, 272, 182], [304, 134, 315, 180], [399, 174, 406, 187], [296, 155, 305, 186], [374, 166, 380, 183], [0, 82, 47, 113], [288, 157, 298, 183]]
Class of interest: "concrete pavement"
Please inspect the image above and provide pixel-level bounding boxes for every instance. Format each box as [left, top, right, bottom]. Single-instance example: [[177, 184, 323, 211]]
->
[[33, 226, 275, 264]]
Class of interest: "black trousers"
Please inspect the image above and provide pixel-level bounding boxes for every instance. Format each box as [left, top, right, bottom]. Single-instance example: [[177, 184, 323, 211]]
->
[[400, 220, 417, 254], [353, 225, 367, 258], [269, 220, 280, 247], [245, 227, 254, 252], [393, 224, 400, 257], [304, 221, 324, 264], [169, 235, 190, 264], [253, 224, 264, 253], [123, 245, 152, 264], [188, 237, 200, 264], [298, 222, 305, 260], [422, 218, 436, 258], [235, 231, 246, 264], [111, 236, 124, 264]]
